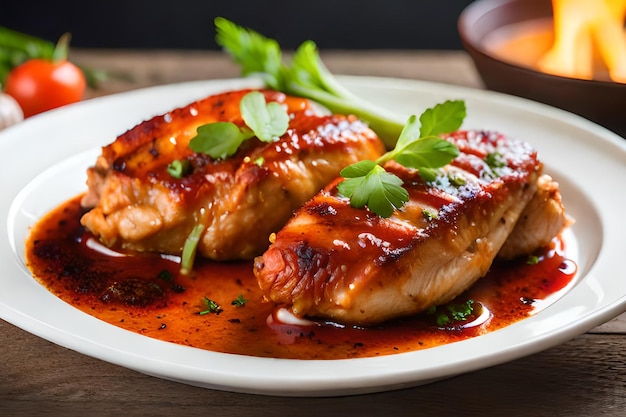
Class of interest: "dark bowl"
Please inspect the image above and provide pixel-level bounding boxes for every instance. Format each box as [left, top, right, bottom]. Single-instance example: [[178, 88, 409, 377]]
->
[[458, 0, 626, 138]]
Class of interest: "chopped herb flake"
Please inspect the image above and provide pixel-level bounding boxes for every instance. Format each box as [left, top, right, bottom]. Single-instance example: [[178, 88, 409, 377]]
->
[[485, 152, 506, 170], [199, 296, 222, 315], [448, 172, 466, 186], [422, 209, 438, 221], [231, 294, 248, 307], [427, 299, 475, 327], [166, 159, 192, 178], [157, 269, 173, 281], [527, 255, 541, 265]]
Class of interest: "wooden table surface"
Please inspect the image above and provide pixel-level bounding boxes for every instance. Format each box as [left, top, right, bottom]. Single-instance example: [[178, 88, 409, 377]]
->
[[2, 49, 625, 417]]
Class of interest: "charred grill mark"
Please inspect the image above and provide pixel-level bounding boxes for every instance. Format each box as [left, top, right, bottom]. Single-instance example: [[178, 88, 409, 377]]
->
[[296, 242, 318, 273], [149, 138, 159, 158], [307, 201, 338, 217], [376, 246, 410, 264], [112, 158, 126, 172]]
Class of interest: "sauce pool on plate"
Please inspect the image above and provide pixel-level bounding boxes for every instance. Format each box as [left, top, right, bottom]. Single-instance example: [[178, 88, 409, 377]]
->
[[24, 194, 577, 360]]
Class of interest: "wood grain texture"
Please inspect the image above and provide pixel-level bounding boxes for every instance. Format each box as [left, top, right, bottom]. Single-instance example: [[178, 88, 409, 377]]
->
[[2, 319, 624, 417], [2, 49, 624, 417]]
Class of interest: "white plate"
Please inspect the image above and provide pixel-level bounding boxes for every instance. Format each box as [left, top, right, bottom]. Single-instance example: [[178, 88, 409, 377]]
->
[[1, 76, 625, 397]]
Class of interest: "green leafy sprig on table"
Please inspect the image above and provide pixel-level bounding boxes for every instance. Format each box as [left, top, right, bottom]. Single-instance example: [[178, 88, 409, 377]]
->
[[337, 100, 466, 217], [0, 26, 110, 89]]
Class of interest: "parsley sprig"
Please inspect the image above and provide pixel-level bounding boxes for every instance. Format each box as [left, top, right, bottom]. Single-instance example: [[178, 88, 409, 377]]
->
[[189, 90, 289, 159], [337, 100, 466, 218], [215, 17, 406, 149]]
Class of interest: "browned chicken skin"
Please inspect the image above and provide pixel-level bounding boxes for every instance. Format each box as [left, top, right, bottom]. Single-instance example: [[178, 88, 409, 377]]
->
[[80, 89, 385, 260], [81, 87, 570, 326], [254, 130, 570, 326]]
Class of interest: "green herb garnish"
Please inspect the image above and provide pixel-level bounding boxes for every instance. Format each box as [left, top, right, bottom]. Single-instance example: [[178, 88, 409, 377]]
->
[[428, 299, 475, 327], [199, 296, 222, 315], [231, 294, 248, 307], [337, 101, 465, 217], [484, 152, 507, 176], [422, 209, 438, 221], [448, 299, 475, 321], [189, 90, 289, 159], [215, 17, 408, 149], [526, 255, 541, 265], [157, 269, 174, 281], [448, 172, 466, 186], [338, 162, 409, 218], [180, 222, 205, 275], [240, 90, 290, 141], [166, 159, 192, 178]]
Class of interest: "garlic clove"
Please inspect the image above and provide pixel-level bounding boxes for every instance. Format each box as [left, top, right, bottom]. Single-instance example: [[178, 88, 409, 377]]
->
[[0, 92, 25, 131]]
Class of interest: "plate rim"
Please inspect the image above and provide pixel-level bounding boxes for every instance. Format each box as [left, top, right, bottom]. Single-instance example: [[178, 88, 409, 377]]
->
[[1, 75, 625, 397]]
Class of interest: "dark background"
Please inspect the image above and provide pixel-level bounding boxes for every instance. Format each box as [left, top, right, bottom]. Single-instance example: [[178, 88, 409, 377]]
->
[[2, 0, 475, 50]]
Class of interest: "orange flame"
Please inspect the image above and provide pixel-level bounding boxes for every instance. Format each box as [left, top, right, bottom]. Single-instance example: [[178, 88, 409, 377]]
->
[[538, 0, 626, 83]]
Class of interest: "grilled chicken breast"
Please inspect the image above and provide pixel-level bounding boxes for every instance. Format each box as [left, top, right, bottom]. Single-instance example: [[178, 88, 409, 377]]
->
[[80, 89, 385, 261], [499, 174, 572, 259], [254, 130, 567, 326]]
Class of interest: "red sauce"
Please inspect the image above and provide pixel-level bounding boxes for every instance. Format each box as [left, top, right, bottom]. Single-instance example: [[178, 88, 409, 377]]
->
[[25, 195, 577, 360]]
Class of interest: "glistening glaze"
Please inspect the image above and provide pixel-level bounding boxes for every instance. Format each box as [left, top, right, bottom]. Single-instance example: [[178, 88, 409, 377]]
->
[[25, 195, 577, 360]]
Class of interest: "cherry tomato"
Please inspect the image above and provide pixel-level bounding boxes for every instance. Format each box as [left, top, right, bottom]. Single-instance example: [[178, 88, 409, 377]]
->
[[4, 58, 86, 118]]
